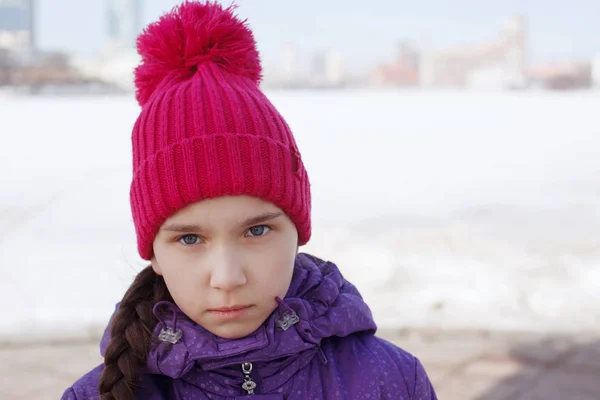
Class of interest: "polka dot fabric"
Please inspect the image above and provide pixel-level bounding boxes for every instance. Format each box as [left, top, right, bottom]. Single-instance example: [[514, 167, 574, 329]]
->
[[63, 254, 437, 399]]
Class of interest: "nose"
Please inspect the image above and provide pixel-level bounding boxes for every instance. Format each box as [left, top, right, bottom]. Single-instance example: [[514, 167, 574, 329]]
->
[[209, 246, 247, 291]]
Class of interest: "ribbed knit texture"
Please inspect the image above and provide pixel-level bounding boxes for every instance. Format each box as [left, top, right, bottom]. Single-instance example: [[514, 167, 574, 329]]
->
[[130, 63, 311, 260]]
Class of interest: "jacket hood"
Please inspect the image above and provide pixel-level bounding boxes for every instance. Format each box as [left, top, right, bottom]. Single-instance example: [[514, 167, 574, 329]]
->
[[99, 253, 377, 393]]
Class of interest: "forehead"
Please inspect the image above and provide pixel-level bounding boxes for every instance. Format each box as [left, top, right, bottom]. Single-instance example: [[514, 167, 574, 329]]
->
[[161, 196, 283, 228]]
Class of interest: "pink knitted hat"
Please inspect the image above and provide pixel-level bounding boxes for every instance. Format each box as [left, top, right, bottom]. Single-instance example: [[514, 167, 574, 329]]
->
[[130, 1, 311, 260]]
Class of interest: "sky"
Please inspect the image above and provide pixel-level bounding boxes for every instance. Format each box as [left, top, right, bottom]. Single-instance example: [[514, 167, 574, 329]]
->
[[25, 0, 600, 74]]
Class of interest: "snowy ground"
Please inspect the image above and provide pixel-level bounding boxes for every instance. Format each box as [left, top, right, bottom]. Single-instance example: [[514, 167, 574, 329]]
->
[[1, 89, 599, 341]]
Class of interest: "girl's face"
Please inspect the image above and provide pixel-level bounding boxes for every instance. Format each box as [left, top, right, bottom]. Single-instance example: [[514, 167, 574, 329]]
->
[[151, 195, 298, 339]]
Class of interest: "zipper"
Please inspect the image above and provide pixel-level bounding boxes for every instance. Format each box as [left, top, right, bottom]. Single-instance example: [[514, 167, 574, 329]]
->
[[241, 362, 257, 395]]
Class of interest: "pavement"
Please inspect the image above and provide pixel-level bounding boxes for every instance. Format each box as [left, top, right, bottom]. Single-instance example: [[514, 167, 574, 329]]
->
[[1, 330, 599, 399]]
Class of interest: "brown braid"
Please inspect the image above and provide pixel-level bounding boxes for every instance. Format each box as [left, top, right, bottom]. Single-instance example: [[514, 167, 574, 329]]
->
[[99, 266, 171, 400]]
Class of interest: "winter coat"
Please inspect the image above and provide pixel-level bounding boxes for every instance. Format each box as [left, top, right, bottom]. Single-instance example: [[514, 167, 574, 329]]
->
[[62, 253, 437, 399]]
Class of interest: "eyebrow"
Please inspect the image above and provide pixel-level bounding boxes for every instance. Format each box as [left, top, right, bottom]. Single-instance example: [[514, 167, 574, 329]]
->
[[161, 212, 284, 233]]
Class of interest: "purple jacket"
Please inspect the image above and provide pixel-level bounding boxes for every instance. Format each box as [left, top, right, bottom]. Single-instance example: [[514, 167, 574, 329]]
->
[[62, 254, 437, 399]]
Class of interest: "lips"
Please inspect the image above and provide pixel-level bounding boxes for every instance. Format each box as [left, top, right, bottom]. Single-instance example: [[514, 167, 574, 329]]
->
[[209, 305, 252, 312], [208, 305, 253, 321]]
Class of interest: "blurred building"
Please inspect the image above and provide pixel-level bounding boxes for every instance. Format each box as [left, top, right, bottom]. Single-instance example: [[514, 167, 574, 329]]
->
[[281, 44, 298, 82], [71, 50, 140, 91], [368, 40, 420, 87], [107, 0, 141, 50], [0, 49, 107, 90], [592, 55, 600, 89], [420, 16, 527, 89], [528, 62, 592, 90], [0, 0, 92, 89], [262, 44, 305, 88], [71, 0, 142, 91], [0, 0, 133, 92], [0, 0, 35, 51], [324, 50, 344, 86], [272, 43, 301, 87], [310, 50, 345, 87], [265, 45, 345, 89]]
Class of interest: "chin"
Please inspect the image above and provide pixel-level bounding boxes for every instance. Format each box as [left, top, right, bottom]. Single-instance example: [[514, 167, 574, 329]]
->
[[209, 322, 262, 340], [214, 330, 249, 340]]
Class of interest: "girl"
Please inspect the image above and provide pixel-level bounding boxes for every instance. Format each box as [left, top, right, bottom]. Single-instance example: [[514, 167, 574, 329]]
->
[[62, 2, 438, 399]]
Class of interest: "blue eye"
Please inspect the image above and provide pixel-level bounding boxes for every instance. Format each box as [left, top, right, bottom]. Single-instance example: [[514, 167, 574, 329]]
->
[[246, 225, 270, 237], [178, 234, 201, 245]]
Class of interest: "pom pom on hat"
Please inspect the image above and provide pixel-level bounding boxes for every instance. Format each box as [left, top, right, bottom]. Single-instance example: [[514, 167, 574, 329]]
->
[[134, 1, 262, 106]]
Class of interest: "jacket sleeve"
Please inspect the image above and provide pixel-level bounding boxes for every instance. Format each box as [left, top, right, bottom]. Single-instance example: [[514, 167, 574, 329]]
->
[[61, 364, 104, 400], [371, 336, 438, 400], [412, 357, 438, 400], [61, 388, 78, 400]]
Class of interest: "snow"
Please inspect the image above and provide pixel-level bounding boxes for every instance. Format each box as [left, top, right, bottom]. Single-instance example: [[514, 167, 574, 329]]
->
[[1, 89, 600, 341]]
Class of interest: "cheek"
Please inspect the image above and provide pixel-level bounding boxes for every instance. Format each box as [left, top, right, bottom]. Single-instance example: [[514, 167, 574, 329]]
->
[[161, 272, 189, 298], [157, 257, 205, 302], [161, 270, 207, 315], [251, 248, 296, 297]]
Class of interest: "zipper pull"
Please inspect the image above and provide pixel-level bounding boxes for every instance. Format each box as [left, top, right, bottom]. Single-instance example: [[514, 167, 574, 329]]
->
[[241, 362, 257, 394]]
